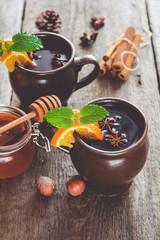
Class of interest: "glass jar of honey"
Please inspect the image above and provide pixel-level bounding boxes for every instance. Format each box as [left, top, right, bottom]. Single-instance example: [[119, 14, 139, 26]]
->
[[0, 105, 35, 178]]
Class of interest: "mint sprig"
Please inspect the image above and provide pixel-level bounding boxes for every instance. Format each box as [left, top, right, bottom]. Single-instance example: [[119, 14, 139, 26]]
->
[[44, 104, 109, 128], [79, 104, 108, 124], [44, 107, 74, 128], [0, 32, 43, 57]]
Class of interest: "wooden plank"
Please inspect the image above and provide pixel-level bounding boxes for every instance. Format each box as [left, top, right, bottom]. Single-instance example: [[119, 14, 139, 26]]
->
[[146, 0, 160, 84], [0, 0, 24, 105], [0, 0, 160, 239]]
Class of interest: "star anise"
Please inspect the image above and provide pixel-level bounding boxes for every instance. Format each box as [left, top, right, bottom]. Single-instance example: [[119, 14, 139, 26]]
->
[[52, 58, 67, 67], [28, 51, 40, 60], [51, 51, 68, 67], [80, 32, 98, 44], [105, 131, 127, 147], [56, 59, 67, 67], [98, 117, 117, 132], [91, 16, 105, 29]]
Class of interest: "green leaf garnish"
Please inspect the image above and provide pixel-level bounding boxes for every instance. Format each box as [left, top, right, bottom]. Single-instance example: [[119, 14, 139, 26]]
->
[[0, 32, 43, 57], [0, 42, 3, 57], [0, 49, 3, 57], [8, 32, 43, 52], [74, 113, 80, 121], [4, 42, 11, 51], [80, 104, 109, 125], [44, 104, 108, 129], [44, 107, 74, 128]]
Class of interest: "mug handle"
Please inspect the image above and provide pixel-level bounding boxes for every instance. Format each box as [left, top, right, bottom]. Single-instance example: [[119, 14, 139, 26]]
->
[[74, 55, 99, 91]]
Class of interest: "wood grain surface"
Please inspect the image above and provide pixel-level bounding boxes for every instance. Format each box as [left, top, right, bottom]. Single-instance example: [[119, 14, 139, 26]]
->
[[0, 0, 160, 239], [147, 0, 160, 86]]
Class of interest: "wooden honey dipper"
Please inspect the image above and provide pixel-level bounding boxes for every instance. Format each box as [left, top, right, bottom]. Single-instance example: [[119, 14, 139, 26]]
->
[[0, 95, 62, 134]]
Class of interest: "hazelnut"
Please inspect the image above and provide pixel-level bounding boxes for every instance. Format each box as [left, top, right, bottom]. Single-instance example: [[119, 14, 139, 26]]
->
[[67, 175, 86, 196], [37, 176, 55, 197]]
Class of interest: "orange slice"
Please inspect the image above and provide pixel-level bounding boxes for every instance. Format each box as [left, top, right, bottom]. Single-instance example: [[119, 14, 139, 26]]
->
[[51, 121, 103, 148], [0, 39, 34, 72], [1, 52, 34, 72]]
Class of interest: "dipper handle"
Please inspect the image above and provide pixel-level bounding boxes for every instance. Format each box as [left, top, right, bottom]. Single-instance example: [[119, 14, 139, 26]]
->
[[0, 95, 62, 134], [0, 112, 36, 134]]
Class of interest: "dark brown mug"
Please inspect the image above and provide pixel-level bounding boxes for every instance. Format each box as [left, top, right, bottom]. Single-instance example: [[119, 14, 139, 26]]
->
[[9, 32, 99, 108], [59, 97, 149, 196]]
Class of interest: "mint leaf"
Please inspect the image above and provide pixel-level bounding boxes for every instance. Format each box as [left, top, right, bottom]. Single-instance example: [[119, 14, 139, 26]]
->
[[8, 32, 43, 52], [5, 42, 10, 51], [74, 113, 80, 121], [0, 42, 3, 56], [79, 104, 108, 125], [0, 49, 3, 57], [44, 107, 74, 128]]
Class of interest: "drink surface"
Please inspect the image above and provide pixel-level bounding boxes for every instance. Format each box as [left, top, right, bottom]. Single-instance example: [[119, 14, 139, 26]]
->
[[83, 105, 143, 151], [26, 49, 69, 71], [25, 35, 71, 71], [0, 113, 27, 146]]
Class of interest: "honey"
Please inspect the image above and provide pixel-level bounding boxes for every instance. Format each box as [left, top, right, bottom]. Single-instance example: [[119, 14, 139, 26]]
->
[[0, 106, 35, 178]]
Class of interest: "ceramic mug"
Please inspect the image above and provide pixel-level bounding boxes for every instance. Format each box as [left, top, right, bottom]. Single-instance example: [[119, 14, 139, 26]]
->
[[59, 98, 149, 196], [9, 32, 99, 108]]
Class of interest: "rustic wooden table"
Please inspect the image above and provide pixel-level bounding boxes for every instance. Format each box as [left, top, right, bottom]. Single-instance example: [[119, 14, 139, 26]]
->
[[0, 0, 160, 239]]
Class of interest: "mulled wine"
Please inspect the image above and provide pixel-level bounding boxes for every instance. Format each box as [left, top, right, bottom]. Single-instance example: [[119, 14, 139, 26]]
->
[[26, 49, 69, 71], [83, 103, 144, 151], [26, 35, 70, 71]]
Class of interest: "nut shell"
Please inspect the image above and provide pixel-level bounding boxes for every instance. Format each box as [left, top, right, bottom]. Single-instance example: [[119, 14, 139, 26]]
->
[[67, 175, 86, 196], [37, 176, 55, 197]]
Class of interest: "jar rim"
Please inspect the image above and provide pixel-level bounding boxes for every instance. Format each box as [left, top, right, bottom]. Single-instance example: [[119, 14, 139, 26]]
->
[[0, 105, 32, 153]]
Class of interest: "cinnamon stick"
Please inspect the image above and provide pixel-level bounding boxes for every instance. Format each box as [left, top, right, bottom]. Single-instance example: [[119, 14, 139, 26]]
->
[[118, 34, 141, 81], [108, 69, 117, 79], [103, 34, 124, 61], [112, 26, 135, 71], [104, 46, 120, 70], [104, 58, 112, 71], [99, 60, 107, 76]]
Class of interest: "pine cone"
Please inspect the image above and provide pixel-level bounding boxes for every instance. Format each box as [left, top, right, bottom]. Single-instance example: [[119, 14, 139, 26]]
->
[[35, 10, 62, 33]]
